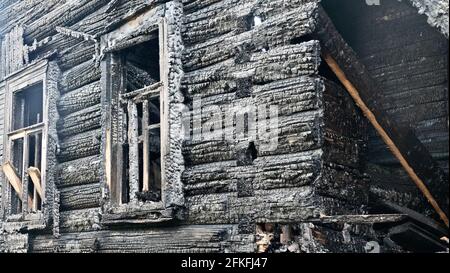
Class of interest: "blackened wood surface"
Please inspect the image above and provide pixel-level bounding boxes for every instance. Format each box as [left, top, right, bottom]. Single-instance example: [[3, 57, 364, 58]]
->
[[315, 5, 449, 217]]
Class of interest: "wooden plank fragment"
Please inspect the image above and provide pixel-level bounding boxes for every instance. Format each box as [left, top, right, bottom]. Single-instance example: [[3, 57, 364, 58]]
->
[[27, 167, 43, 198], [2, 161, 23, 200]]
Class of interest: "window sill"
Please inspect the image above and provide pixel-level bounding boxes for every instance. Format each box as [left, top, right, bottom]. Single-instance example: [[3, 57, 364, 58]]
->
[[3, 212, 47, 232], [101, 202, 175, 226]]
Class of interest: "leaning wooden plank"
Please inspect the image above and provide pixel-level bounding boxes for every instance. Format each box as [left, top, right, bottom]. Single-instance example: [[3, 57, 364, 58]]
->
[[2, 162, 23, 200], [315, 6, 449, 227], [27, 167, 43, 198]]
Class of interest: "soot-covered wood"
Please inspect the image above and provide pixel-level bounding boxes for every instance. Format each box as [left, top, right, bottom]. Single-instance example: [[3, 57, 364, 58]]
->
[[0, 0, 447, 253]]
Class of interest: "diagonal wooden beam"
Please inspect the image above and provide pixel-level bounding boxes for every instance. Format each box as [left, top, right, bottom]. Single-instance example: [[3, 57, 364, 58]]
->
[[315, 6, 449, 227], [27, 167, 43, 198], [2, 162, 36, 209], [322, 52, 449, 227], [2, 162, 23, 201]]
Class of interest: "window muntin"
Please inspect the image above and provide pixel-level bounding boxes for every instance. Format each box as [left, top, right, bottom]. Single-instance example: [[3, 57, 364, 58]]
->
[[101, 4, 184, 224], [118, 33, 162, 204], [102, 20, 166, 208]]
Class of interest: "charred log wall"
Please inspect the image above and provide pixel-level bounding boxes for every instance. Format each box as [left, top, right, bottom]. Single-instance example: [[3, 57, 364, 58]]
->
[[0, 0, 374, 253], [322, 0, 449, 212], [181, 0, 369, 250], [0, 0, 447, 253]]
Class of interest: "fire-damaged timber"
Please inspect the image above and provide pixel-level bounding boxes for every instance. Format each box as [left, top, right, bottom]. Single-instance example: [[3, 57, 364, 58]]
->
[[315, 6, 449, 227], [0, 0, 448, 253]]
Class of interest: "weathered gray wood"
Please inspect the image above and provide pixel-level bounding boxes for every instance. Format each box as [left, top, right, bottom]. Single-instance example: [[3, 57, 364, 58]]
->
[[24, 0, 109, 43], [0, 26, 26, 78], [183, 42, 320, 85], [182, 2, 318, 71], [58, 42, 96, 71], [183, 0, 316, 45], [380, 200, 448, 236], [142, 100, 150, 192], [102, 207, 174, 226], [186, 186, 365, 225], [126, 62, 158, 91], [0, 0, 446, 254], [59, 208, 101, 233], [183, 113, 322, 166], [183, 150, 323, 196]]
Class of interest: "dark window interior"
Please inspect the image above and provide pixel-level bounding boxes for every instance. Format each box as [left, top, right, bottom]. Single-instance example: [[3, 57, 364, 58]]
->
[[12, 83, 43, 131], [10, 138, 23, 214], [117, 33, 162, 204], [27, 132, 42, 211], [321, 0, 365, 48], [124, 31, 160, 93], [9, 82, 44, 214]]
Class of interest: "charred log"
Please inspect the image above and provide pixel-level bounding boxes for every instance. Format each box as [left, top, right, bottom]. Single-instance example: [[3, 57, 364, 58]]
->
[[59, 183, 101, 211], [57, 81, 101, 116]]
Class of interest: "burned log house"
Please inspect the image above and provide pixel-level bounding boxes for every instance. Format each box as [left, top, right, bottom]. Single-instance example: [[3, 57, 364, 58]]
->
[[0, 0, 448, 253]]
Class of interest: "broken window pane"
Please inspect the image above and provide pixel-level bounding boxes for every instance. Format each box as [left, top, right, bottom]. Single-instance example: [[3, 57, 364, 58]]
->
[[124, 101, 162, 203], [27, 132, 43, 211], [7, 82, 45, 214], [12, 83, 43, 131], [114, 31, 163, 204], [10, 138, 24, 214], [124, 31, 160, 93]]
